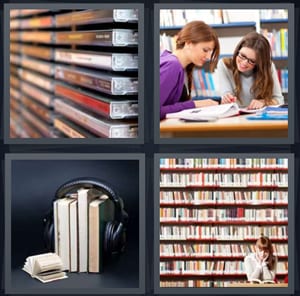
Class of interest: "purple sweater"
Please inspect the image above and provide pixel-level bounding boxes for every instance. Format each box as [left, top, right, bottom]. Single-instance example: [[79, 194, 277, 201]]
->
[[160, 50, 195, 119]]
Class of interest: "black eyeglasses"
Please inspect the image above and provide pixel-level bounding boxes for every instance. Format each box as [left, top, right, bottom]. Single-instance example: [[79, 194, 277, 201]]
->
[[237, 52, 256, 66]]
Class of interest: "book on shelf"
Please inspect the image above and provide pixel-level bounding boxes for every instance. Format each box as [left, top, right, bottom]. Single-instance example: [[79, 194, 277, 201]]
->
[[88, 194, 115, 273], [22, 252, 67, 283]]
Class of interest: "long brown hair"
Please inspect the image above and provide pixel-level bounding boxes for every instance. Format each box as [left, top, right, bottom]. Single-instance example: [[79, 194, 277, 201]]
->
[[176, 21, 220, 99], [256, 236, 276, 270], [223, 31, 274, 105]]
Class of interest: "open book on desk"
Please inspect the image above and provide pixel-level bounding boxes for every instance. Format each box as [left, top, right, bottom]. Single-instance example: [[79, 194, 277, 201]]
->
[[165, 103, 240, 121], [165, 103, 288, 121], [250, 279, 276, 284]]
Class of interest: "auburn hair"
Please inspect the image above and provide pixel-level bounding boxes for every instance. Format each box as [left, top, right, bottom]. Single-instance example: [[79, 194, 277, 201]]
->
[[223, 31, 274, 105], [176, 21, 220, 99], [256, 236, 276, 270]]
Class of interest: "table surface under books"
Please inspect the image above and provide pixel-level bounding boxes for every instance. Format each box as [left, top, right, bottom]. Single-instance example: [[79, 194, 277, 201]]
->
[[160, 115, 288, 138]]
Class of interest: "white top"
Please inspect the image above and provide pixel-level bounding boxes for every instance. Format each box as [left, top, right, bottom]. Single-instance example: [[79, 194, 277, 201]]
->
[[244, 253, 277, 281], [216, 59, 284, 107]]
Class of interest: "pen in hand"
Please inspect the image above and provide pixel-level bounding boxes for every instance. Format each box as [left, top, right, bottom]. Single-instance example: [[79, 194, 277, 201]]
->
[[221, 93, 237, 104]]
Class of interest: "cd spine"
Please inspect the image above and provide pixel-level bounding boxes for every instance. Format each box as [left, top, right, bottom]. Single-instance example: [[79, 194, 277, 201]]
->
[[18, 69, 54, 92], [54, 98, 110, 137], [54, 83, 110, 116], [20, 31, 54, 44], [54, 118, 87, 138], [55, 30, 138, 46], [55, 9, 138, 27], [21, 82, 53, 107], [21, 45, 54, 60], [21, 58, 54, 76]]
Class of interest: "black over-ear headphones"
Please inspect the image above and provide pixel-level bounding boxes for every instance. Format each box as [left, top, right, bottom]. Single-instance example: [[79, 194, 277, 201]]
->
[[43, 177, 129, 258]]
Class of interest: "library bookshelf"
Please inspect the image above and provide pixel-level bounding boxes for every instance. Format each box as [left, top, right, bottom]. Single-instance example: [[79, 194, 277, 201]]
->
[[160, 9, 289, 102], [159, 157, 288, 288], [9, 8, 139, 138]]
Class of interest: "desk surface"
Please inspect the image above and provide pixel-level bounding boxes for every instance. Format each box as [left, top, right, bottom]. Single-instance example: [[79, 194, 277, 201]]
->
[[160, 115, 288, 138]]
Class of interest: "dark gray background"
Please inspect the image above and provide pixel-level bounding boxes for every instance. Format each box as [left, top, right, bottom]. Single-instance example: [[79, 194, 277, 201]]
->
[[10, 159, 140, 290]]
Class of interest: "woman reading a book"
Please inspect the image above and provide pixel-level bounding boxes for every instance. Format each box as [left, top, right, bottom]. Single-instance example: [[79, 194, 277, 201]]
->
[[216, 32, 284, 109], [160, 21, 220, 120], [244, 236, 277, 283]]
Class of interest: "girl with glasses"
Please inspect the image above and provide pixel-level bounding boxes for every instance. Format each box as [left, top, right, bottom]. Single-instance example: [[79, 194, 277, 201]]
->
[[216, 31, 284, 109], [160, 21, 220, 120], [244, 236, 277, 282]]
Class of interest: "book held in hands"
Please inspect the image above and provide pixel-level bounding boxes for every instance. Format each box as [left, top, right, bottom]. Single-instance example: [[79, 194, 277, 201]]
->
[[22, 252, 67, 283]]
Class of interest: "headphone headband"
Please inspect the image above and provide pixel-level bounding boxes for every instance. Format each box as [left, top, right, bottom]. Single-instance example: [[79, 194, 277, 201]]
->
[[44, 177, 128, 258], [55, 177, 128, 224]]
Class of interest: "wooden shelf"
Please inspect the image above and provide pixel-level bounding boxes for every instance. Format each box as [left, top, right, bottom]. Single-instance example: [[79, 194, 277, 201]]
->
[[160, 202, 288, 207], [160, 220, 288, 225]]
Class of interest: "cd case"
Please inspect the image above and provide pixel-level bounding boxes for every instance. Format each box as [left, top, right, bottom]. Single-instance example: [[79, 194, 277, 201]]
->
[[55, 9, 138, 27], [55, 49, 138, 71], [54, 98, 138, 138], [55, 82, 138, 119], [55, 65, 138, 95], [54, 29, 138, 47]]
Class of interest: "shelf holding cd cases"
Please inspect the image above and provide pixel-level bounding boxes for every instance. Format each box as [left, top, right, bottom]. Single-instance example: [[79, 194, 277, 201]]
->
[[54, 99, 138, 138], [55, 82, 138, 119], [55, 9, 138, 26], [55, 65, 138, 96], [9, 8, 140, 139], [54, 49, 138, 71]]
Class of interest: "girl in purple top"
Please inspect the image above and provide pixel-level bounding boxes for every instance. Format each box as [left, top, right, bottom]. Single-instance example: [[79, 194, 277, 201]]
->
[[160, 21, 220, 120]]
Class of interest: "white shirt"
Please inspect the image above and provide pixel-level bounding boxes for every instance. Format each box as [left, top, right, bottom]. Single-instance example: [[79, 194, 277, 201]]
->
[[244, 253, 277, 281], [216, 59, 284, 107]]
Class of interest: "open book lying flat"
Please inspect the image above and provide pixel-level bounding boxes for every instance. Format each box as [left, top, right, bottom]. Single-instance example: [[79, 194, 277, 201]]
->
[[250, 279, 276, 284], [165, 103, 240, 121], [165, 103, 288, 121]]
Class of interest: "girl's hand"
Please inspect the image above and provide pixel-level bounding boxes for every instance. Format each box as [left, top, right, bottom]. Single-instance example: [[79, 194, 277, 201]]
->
[[247, 99, 265, 110], [221, 93, 237, 104], [194, 99, 219, 108]]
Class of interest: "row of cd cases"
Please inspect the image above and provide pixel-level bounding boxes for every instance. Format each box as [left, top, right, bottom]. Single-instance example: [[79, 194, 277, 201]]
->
[[9, 9, 140, 139]]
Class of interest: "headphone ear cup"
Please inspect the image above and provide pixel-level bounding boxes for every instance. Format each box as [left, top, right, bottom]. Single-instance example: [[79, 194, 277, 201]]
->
[[112, 222, 126, 254], [104, 221, 125, 257], [104, 221, 114, 257], [43, 211, 54, 252]]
